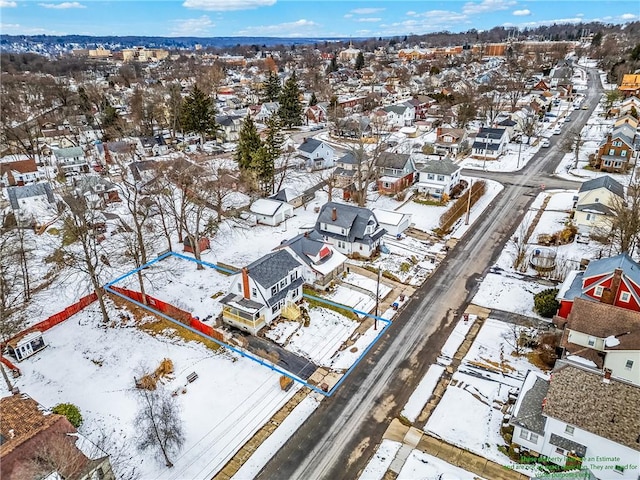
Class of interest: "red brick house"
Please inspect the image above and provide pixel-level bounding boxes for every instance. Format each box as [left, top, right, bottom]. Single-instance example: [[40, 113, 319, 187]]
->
[[595, 130, 635, 173], [555, 253, 640, 320]]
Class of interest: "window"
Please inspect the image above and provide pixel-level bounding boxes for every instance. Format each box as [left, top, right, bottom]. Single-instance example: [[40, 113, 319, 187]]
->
[[614, 465, 625, 474], [427, 173, 435, 180], [587, 336, 596, 347], [594, 286, 604, 297], [519, 430, 538, 443], [437, 175, 445, 181], [271, 285, 278, 296], [626, 359, 634, 370], [621, 150, 627, 157], [609, 149, 615, 155], [251, 287, 257, 297], [620, 291, 631, 303], [237, 284, 242, 293], [586, 213, 592, 221], [279, 279, 287, 288], [271, 304, 279, 314], [555, 447, 565, 455], [565, 425, 575, 435]]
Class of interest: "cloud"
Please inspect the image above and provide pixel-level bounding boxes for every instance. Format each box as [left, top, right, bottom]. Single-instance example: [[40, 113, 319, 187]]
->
[[170, 15, 215, 36], [512, 9, 530, 16], [355, 17, 381, 23], [462, 0, 515, 15], [379, 10, 470, 35], [0, 0, 17, 7], [0, 22, 59, 34], [344, 13, 352, 18], [39, 1, 85, 8], [183, 0, 275, 11], [350, 7, 385, 15], [406, 11, 417, 16], [238, 18, 318, 37], [621, 13, 637, 20]]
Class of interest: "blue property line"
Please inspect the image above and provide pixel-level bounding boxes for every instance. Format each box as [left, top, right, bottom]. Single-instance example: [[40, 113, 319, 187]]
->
[[105, 250, 394, 396]]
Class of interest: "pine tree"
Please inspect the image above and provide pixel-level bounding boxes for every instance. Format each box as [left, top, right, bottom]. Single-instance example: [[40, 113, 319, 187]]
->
[[355, 51, 365, 70], [278, 72, 303, 129], [180, 85, 217, 141], [251, 145, 274, 196], [326, 55, 338, 73], [235, 116, 262, 171], [262, 71, 281, 103], [309, 92, 318, 106]]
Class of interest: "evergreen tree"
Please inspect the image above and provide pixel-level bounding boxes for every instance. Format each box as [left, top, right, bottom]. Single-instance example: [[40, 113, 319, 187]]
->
[[278, 72, 303, 129], [326, 55, 338, 74], [251, 145, 274, 196], [235, 116, 262, 171], [355, 51, 365, 70], [180, 85, 217, 140], [262, 71, 281, 102], [309, 92, 318, 106]]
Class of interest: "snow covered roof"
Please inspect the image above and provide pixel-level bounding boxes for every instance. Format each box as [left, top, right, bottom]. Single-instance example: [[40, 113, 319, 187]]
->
[[371, 208, 412, 227], [250, 198, 291, 217], [7, 183, 55, 210]]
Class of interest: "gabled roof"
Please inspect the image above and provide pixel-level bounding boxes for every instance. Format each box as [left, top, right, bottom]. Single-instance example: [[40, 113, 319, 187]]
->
[[418, 157, 460, 176], [315, 201, 385, 244], [577, 175, 624, 198], [375, 152, 411, 170], [543, 362, 640, 452], [383, 105, 409, 115], [583, 253, 640, 287], [250, 198, 290, 217], [476, 127, 507, 140], [511, 371, 549, 436], [0, 159, 38, 175], [7, 183, 55, 210], [53, 146, 84, 158], [297, 137, 327, 154], [245, 249, 302, 289]]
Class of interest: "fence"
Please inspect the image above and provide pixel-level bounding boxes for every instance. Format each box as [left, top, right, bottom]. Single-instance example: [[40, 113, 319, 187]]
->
[[2, 292, 98, 349], [108, 286, 224, 342]]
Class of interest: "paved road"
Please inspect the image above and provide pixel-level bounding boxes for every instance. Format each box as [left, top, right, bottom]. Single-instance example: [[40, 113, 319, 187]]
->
[[256, 67, 603, 480]]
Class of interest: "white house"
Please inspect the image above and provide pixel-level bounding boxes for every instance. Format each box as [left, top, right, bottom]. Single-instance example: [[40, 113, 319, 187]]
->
[[511, 363, 640, 479], [296, 138, 335, 170], [220, 250, 305, 335], [52, 146, 89, 175], [0, 158, 43, 187], [255, 102, 279, 122], [471, 127, 509, 160], [382, 104, 415, 128], [371, 208, 412, 237], [250, 198, 294, 226], [277, 231, 348, 288], [314, 202, 386, 258], [573, 176, 625, 234], [6, 182, 58, 228], [415, 157, 462, 198]]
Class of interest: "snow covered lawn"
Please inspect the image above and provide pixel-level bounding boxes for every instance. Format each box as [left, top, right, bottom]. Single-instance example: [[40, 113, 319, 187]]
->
[[342, 272, 392, 299], [438, 314, 477, 365], [397, 449, 486, 480], [358, 439, 403, 480], [472, 273, 547, 316], [325, 285, 376, 315], [401, 364, 445, 422], [8, 301, 299, 480]]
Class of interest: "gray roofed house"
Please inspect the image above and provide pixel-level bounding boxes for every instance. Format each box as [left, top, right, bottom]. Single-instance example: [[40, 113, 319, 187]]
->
[[578, 176, 624, 198], [314, 202, 386, 258], [510, 372, 549, 436], [415, 157, 462, 198], [7, 182, 57, 227], [296, 138, 335, 170], [471, 127, 508, 159], [53, 146, 89, 174], [245, 249, 302, 291]]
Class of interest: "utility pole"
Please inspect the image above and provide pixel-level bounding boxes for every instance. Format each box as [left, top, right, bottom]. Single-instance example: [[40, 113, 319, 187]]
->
[[483, 131, 490, 171], [516, 137, 523, 169], [374, 266, 381, 330], [465, 179, 473, 225]]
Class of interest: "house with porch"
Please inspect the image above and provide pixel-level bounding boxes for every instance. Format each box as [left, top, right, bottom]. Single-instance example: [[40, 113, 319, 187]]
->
[[381, 104, 415, 128], [433, 127, 468, 157], [594, 129, 636, 173], [220, 249, 304, 335], [618, 74, 640, 97], [6, 182, 58, 228], [276, 231, 347, 288], [52, 146, 90, 175], [136, 135, 168, 157], [215, 115, 243, 143], [375, 152, 415, 194], [573, 176, 624, 234], [415, 157, 462, 198], [296, 138, 335, 170], [471, 127, 508, 159], [510, 362, 640, 479], [314, 202, 386, 258]]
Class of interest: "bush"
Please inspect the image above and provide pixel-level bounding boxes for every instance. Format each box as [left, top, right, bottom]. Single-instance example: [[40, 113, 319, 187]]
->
[[52, 403, 83, 428], [534, 288, 560, 318]]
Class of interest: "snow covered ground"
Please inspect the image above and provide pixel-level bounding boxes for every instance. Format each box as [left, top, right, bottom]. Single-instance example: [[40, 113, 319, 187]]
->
[[472, 272, 548, 317], [357, 439, 403, 480], [398, 449, 486, 480], [5, 300, 300, 480], [400, 364, 445, 423]]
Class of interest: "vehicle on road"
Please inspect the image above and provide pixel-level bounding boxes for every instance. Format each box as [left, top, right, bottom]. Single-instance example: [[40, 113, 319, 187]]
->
[[582, 105, 589, 110], [553, 127, 562, 135], [565, 116, 571, 123], [541, 139, 550, 147]]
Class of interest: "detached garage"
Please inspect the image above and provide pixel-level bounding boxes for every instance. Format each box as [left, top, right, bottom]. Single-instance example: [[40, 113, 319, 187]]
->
[[371, 208, 412, 237], [250, 198, 294, 226]]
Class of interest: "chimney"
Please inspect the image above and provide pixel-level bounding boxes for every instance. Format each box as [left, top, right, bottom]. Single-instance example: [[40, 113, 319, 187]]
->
[[241, 267, 250, 299], [331, 207, 337, 222], [8, 429, 15, 439], [436, 126, 442, 138], [603, 368, 612, 383], [611, 268, 623, 301]]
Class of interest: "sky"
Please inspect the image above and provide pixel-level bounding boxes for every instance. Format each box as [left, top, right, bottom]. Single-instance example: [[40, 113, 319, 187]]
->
[[0, 0, 638, 38]]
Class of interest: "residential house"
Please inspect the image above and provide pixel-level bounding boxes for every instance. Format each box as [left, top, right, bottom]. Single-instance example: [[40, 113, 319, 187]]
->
[[0, 158, 43, 187], [471, 127, 509, 159], [497, 118, 518, 139], [618, 74, 640, 97], [433, 127, 468, 157], [408, 95, 436, 120], [269, 188, 312, 208], [136, 135, 168, 157], [96, 141, 136, 166], [296, 138, 335, 170], [0, 393, 115, 480], [557, 297, 640, 385], [619, 96, 640, 116], [371, 208, 412, 237], [250, 198, 294, 226], [594, 130, 636, 173], [314, 202, 386, 258], [254, 102, 279, 122], [129, 160, 160, 191], [5, 330, 46, 362], [304, 105, 327, 124], [613, 114, 639, 130], [7, 182, 58, 228], [333, 151, 366, 188], [572, 176, 624, 233], [375, 152, 415, 194], [52, 146, 89, 175], [510, 363, 639, 479], [220, 249, 304, 334], [72, 175, 120, 209], [415, 157, 462, 198], [276, 231, 348, 288], [381, 104, 415, 128], [555, 253, 640, 319], [333, 115, 372, 139], [216, 115, 243, 142]]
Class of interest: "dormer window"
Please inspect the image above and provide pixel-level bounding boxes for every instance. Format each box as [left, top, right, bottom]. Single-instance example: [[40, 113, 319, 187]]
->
[[594, 286, 604, 297]]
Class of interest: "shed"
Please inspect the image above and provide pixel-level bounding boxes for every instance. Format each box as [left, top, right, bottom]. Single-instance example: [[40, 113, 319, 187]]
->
[[371, 208, 412, 236], [6, 331, 46, 362], [250, 198, 294, 226], [183, 236, 210, 254]]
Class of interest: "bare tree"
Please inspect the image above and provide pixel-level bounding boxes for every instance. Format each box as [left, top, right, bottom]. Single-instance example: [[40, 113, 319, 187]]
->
[[604, 174, 640, 255], [0, 226, 27, 341], [510, 219, 531, 272], [135, 387, 185, 468], [563, 129, 583, 169], [61, 195, 110, 324]]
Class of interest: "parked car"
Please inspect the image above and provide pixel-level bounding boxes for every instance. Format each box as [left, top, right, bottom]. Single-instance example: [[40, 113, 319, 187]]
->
[[565, 116, 571, 123], [553, 127, 562, 135], [541, 139, 550, 148]]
